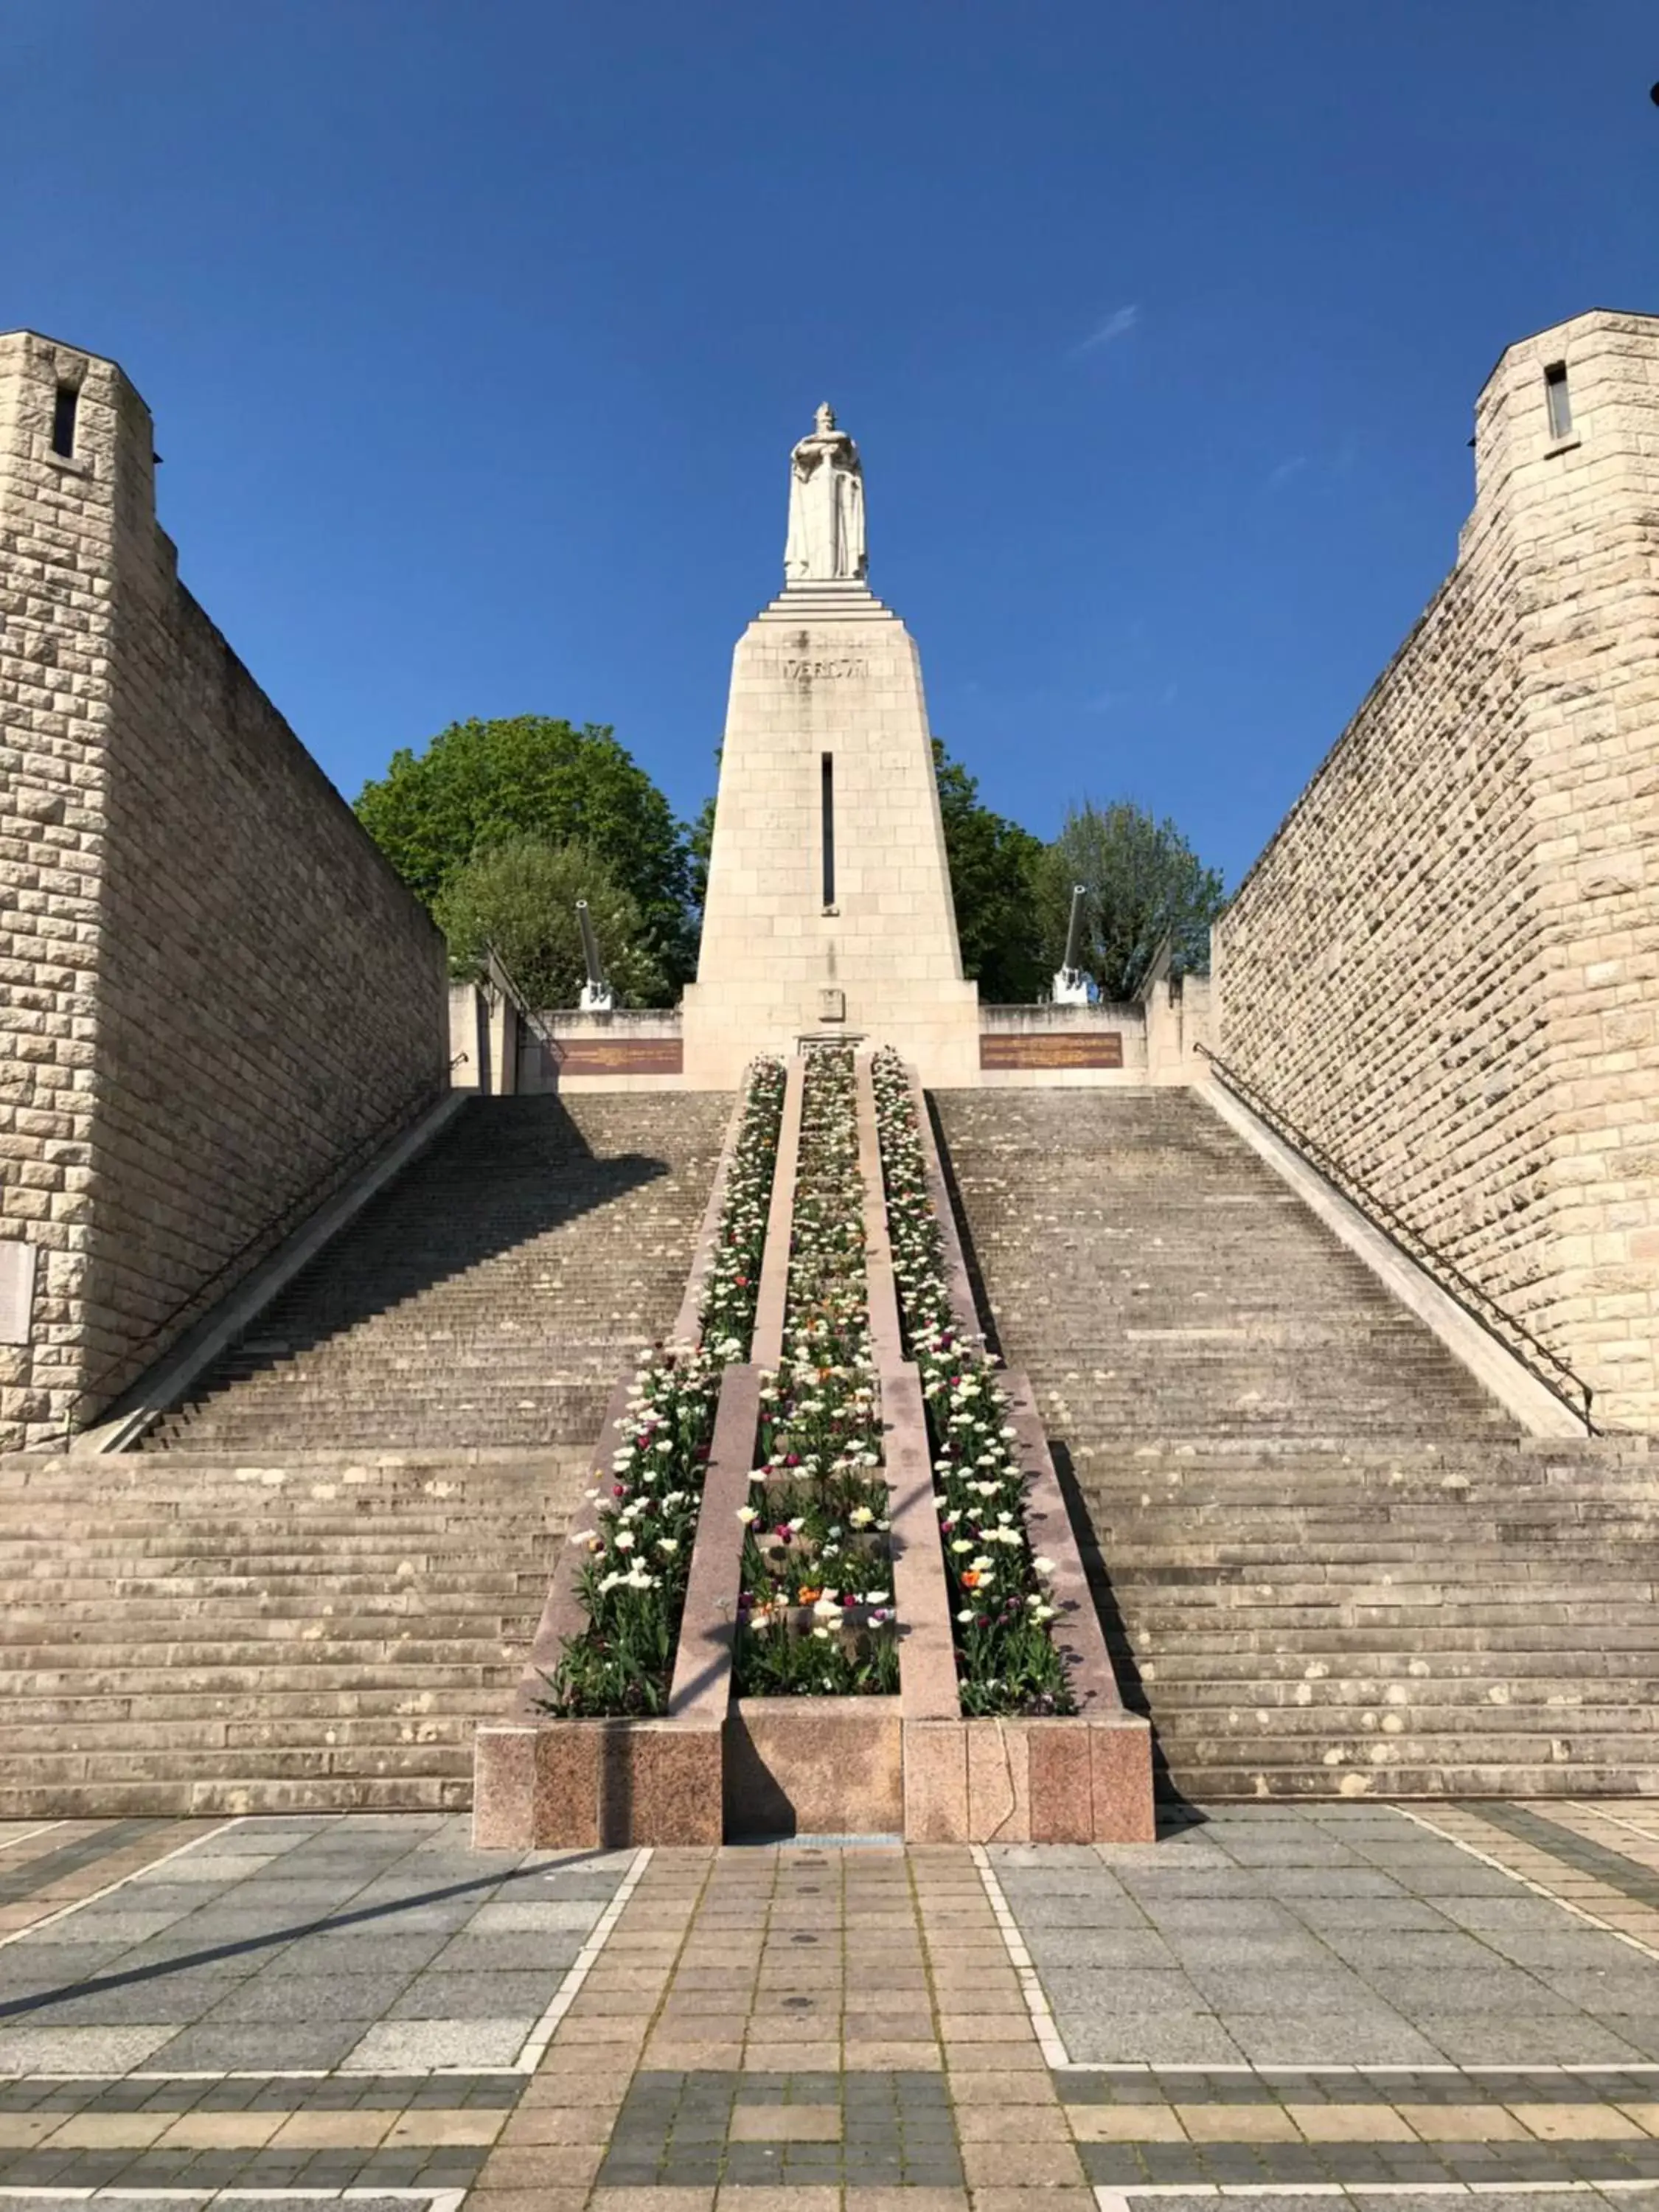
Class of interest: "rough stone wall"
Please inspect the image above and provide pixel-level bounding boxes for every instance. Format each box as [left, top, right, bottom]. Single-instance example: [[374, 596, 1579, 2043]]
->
[[1214, 310, 1659, 1430], [0, 336, 116, 1449], [0, 331, 447, 1447]]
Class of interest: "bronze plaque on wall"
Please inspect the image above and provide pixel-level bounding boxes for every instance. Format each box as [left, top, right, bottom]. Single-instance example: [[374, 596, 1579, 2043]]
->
[[979, 1032, 1124, 1071], [553, 1037, 684, 1076]]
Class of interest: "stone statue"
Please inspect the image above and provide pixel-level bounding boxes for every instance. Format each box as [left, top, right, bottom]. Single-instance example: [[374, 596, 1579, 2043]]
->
[[784, 403, 866, 582]]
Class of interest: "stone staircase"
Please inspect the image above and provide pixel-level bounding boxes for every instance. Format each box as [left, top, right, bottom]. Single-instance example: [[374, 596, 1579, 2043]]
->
[[145, 1093, 730, 1453], [0, 1450, 578, 1815], [932, 1086, 1658, 1800], [0, 1092, 729, 1813]]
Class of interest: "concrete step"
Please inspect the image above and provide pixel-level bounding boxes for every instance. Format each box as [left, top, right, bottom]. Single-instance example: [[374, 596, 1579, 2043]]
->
[[932, 1083, 1650, 1800]]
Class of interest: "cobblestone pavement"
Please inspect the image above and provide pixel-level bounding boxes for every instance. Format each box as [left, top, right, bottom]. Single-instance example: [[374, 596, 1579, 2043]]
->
[[4, 1806, 1659, 2211]]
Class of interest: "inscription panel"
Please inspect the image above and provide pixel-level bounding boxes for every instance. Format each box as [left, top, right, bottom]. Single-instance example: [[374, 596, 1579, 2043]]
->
[[782, 657, 868, 681], [979, 1032, 1124, 1072], [553, 1037, 684, 1077]]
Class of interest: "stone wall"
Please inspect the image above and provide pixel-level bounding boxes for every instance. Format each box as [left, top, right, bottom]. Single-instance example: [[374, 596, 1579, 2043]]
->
[[1214, 310, 1659, 1431], [0, 330, 448, 1448]]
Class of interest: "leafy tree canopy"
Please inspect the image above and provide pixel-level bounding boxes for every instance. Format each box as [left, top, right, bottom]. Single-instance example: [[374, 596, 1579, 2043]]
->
[[932, 742, 1048, 1004], [1040, 799, 1225, 1002], [355, 716, 692, 979], [688, 785, 717, 920], [434, 838, 671, 1011]]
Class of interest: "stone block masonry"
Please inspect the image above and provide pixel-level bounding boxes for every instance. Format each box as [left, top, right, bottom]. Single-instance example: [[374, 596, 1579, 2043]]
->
[[1214, 309, 1659, 1433], [0, 330, 448, 1450]]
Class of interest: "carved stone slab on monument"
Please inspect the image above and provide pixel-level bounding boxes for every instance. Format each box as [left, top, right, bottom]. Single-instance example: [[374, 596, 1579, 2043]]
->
[[0, 1243, 35, 1346], [980, 1032, 1124, 1071]]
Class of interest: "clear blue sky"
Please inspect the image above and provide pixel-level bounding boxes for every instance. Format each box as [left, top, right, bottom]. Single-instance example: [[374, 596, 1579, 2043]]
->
[[6, 2, 1655, 886]]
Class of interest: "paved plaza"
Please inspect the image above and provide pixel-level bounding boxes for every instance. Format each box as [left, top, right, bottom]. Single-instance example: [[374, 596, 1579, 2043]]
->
[[4, 1804, 1659, 2210]]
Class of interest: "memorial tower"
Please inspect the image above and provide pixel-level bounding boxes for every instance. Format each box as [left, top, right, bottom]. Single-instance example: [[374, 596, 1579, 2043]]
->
[[680, 406, 981, 1087]]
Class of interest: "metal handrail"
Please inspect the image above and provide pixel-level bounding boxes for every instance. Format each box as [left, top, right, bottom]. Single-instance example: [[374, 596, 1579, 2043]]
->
[[1195, 1043, 1596, 1435], [49, 1068, 453, 1444]]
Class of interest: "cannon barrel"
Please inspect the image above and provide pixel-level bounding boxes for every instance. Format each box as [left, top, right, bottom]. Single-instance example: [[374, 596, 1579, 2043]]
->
[[576, 900, 605, 989], [1062, 883, 1088, 977]]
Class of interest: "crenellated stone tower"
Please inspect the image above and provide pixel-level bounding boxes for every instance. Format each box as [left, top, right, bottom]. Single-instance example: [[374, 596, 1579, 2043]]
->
[[681, 406, 980, 1088]]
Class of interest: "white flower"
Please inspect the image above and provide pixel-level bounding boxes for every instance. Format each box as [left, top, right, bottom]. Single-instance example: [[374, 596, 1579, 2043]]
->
[[950, 1539, 973, 1555], [613, 1531, 636, 1551], [657, 1538, 680, 1555], [863, 1589, 889, 1605], [736, 1506, 759, 1525], [1032, 1556, 1057, 1576], [956, 1607, 978, 1622], [849, 1506, 874, 1528]]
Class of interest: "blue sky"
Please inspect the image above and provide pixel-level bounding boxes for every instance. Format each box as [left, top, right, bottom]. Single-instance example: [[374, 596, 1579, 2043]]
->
[[5, 1, 1655, 886]]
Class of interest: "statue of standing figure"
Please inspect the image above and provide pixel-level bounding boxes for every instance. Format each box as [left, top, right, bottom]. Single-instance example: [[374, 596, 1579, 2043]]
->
[[784, 403, 866, 582]]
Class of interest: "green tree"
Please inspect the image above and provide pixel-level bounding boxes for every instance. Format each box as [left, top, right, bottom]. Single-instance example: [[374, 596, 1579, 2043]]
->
[[355, 716, 692, 979], [932, 741, 1048, 1003], [1042, 799, 1225, 1001], [434, 838, 670, 1010], [688, 782, 718, 919]]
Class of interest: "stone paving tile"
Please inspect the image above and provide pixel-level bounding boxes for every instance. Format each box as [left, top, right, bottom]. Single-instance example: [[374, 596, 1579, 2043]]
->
[[18, 1807, 1659, 2207]]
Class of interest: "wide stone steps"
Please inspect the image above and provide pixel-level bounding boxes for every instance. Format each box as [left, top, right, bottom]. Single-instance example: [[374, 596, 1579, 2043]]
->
[[1141, 1648, 1659, 1683], [0, 1777, 475, 1819], [1138, 1672, 1659, 1705], [0, 1683, 527, 1722], [0, 1091, 732, 1812], [933, 1083, 1653, 1800], [1113, 1619, 1659, 1654], [1164, 1764, 1659, 1800], [145, 1091, 728, 1455]]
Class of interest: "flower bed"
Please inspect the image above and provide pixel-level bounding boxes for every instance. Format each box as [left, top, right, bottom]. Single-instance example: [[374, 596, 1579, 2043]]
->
[[870, 1046, 1074, 1718], [538, 1057, 787, 1718], [734, 1043, 898, 1697]]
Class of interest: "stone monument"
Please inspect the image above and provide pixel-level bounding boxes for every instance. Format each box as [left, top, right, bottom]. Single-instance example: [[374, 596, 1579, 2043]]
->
[[681, 406, 980, 1087]]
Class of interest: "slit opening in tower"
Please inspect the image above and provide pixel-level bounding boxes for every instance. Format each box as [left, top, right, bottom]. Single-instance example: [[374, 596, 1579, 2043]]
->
[[51, 386, 79, 459], [821, 751, 836, 911], [1545, 361, 1573, 442]]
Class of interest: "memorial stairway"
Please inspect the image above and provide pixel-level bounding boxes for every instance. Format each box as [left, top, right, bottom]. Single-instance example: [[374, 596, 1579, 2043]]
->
[[931, 1086, 1659, 1801], [143, 1093, 731, 1453], [0, 1092, 730, 1814]]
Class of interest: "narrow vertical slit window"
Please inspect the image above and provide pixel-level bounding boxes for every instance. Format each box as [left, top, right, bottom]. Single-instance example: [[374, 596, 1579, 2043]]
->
[[51, 386, 79, 459], [1545, 362, 1573, 441], [820, 752, 836, 909]]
